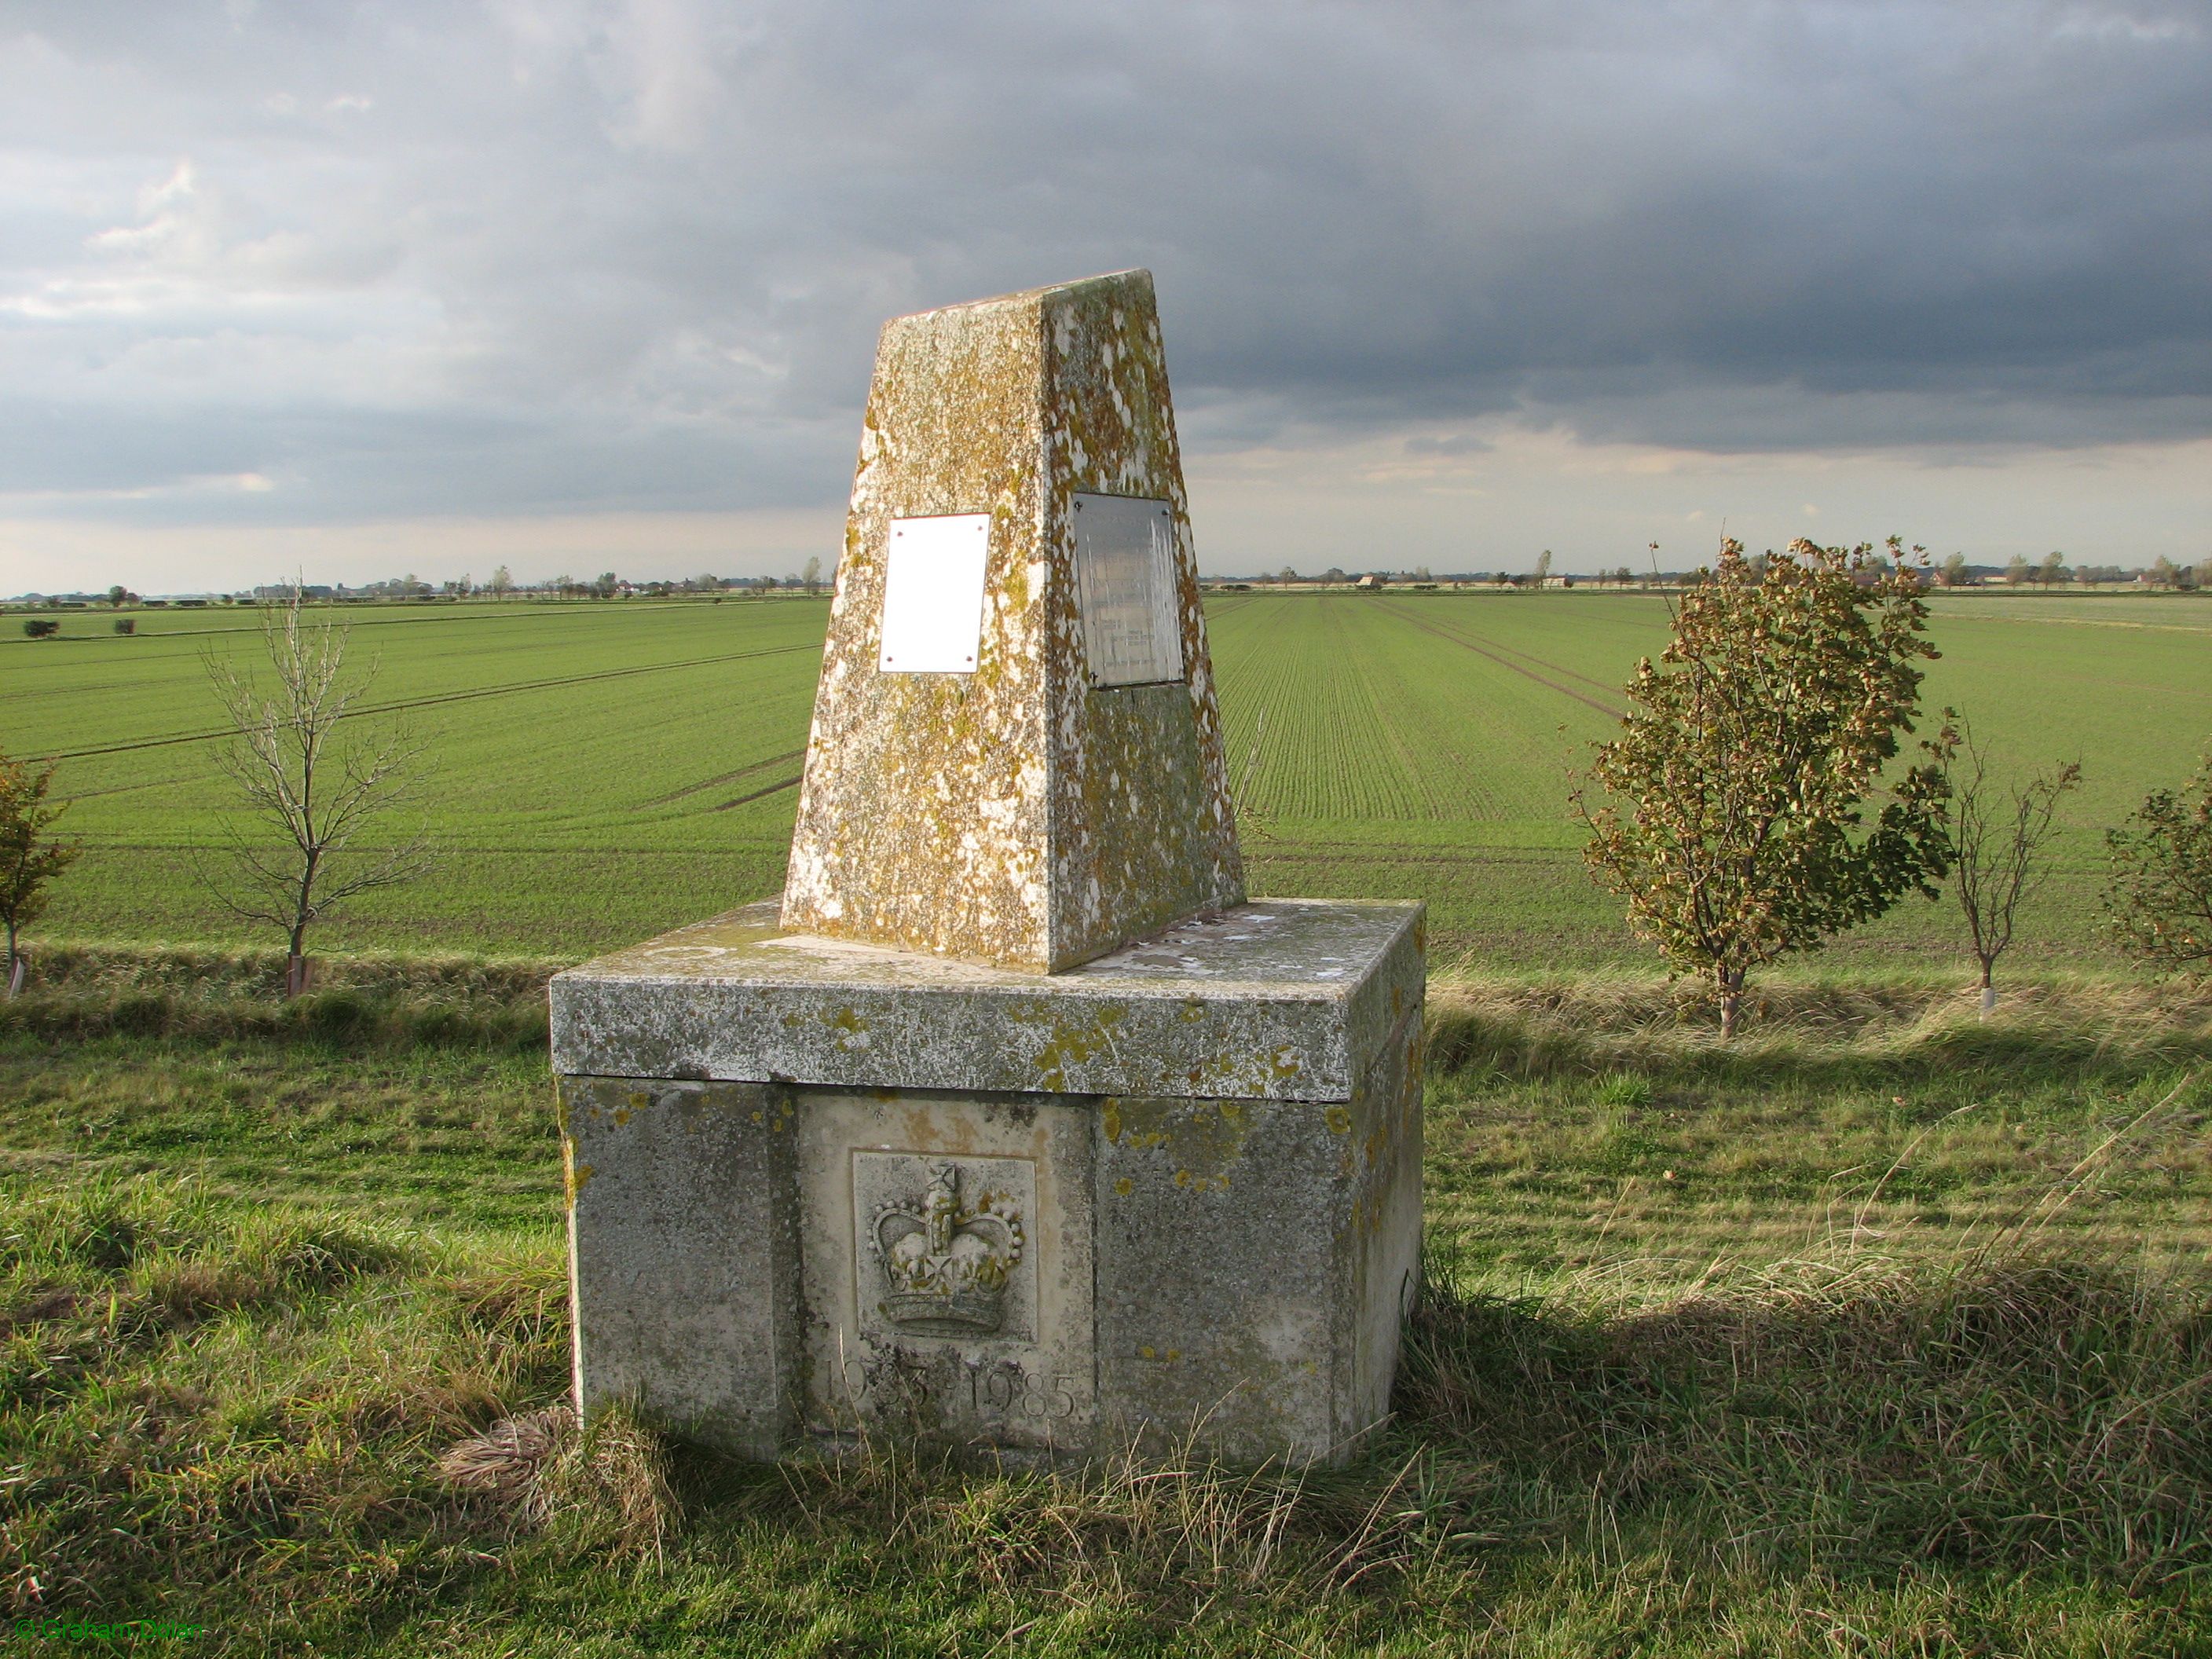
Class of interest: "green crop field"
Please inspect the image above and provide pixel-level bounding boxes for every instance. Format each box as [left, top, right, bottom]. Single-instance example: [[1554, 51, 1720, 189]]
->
[[9, 589, 2212, 970]]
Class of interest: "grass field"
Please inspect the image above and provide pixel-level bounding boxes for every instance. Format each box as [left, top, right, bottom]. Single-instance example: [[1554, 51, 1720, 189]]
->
[[9, 588, 2212, 969], [11, 585, 2212, 1650], [3, 974, 2208, 1653]]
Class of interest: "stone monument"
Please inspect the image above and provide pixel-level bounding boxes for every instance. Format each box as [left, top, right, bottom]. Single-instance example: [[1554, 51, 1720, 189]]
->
[[551, 271, 1424, 1466]]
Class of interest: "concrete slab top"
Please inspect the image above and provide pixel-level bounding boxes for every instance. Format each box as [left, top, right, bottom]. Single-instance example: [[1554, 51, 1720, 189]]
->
[[551, 899, 1424, 1103]]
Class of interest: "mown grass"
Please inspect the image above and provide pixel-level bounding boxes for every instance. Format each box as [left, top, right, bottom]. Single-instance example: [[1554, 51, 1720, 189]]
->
[[3, 965, 2210, 1651]]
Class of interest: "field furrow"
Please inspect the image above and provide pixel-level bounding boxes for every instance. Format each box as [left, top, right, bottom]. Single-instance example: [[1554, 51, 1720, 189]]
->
[[9, 589, 2212, 965]]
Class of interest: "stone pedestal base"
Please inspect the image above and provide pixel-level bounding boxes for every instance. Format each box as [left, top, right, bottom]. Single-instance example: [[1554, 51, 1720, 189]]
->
[[550, 899, 1423, 1466]]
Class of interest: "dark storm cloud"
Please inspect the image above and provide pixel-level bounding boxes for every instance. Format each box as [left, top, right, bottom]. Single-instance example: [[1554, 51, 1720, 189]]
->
[[1, 0, 2206, 526]]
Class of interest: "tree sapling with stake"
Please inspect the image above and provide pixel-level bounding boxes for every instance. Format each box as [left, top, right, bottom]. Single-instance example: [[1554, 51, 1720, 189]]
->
[[203, 584, 433, 996], [1946, 724, 2081, 1016]]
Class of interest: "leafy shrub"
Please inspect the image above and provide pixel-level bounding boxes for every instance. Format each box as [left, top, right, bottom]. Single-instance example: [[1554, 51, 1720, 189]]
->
[[2107, 759, 2212, 973], [1573, 538, 1951, 1037], [22, 618, 58, 639]]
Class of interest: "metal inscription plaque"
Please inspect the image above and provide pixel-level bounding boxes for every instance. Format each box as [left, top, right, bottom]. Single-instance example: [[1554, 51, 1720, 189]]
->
[[878, 514, 990, 674], [1072, 494, 1183, 687]]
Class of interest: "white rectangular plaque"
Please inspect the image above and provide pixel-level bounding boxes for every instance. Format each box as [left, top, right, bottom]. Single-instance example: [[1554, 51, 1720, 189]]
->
[[878, 514, 990, 674], [1073, 493, 1183, 687]]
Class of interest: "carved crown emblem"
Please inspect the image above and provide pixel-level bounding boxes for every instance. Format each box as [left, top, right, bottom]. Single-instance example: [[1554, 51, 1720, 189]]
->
[[870, 1162, 1024, 1335]]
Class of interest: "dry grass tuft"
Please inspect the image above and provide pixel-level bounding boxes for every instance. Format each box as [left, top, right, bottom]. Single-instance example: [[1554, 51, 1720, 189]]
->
[[532, 1401, 681, 1562], [775, 1423, 1437, 1610], [438, 1404, 573, 1511]]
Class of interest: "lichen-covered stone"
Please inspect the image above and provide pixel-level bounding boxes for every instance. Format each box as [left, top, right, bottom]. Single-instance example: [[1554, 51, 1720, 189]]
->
[[552, 898, 1423, 1104], [557, 272, 1426, 1470], [562, 1076, 801, 1459], [782, 269, 1243, 973], [555, 898, 1424, 1466]]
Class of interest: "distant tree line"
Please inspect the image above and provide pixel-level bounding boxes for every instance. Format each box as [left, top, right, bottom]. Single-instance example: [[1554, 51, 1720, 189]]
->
[[1229, 549, 2212, 591], [8, 555, 840, 618]]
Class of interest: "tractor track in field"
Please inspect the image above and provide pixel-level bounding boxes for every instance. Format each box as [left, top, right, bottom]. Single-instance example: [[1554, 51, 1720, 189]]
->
[[1376, 600, 1628, 718], [646, 749, 808, 807], [1200, 594, 1259, 624], [37, 643, 820, 764], [712, 775, 804, 811]]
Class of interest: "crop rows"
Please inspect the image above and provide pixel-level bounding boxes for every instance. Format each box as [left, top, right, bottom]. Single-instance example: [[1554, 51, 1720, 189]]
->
[[9, 590, 2212, 965]]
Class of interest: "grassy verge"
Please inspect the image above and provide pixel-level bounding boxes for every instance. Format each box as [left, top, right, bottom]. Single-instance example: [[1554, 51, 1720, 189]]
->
[[1426, 972, 2212, 1285], [1, 972, 2208, 1652], [0, 942, 558, 1054]]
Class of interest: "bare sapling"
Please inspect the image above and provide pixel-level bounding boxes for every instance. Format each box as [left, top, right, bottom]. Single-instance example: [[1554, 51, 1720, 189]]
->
[[1946, 725, 2081, 1016], [203, 585, 432, 995]]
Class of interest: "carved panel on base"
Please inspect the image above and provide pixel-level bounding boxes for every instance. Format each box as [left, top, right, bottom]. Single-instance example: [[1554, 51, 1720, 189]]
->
[[797, 1091, 1096, 1450]]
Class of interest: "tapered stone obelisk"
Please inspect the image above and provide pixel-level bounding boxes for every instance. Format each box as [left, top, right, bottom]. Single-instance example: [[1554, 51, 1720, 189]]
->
[[782, 269, 1244, 971]]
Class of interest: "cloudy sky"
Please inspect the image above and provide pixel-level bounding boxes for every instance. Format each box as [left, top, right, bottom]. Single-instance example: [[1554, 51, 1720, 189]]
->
[[3, 1, 2207, 592]]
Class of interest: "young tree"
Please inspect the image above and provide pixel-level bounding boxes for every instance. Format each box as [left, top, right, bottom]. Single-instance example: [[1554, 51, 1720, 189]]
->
[[204, 589, 431, 996], [803, 555, 823, 595], [1574, 537, 1953, 1038], [2106, 760, 2212, 976], [489, 564, 515, 599], [1534, 549, 1554, 586], [1945, 725, 2082, 1015], [2039, 551, 2068, 588], [0, 753, 81, 997], [1941, 553, 1969, 588], [2005, 555, 2032, 587]]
